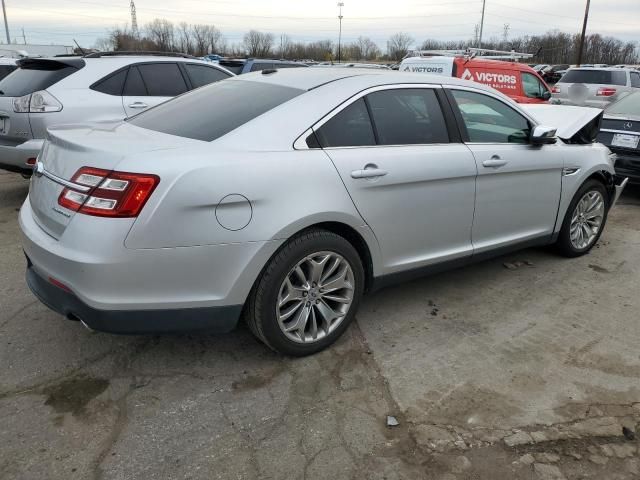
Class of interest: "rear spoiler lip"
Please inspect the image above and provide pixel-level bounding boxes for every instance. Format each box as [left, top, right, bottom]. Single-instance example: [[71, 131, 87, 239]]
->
[[16, 57, 86, 70]]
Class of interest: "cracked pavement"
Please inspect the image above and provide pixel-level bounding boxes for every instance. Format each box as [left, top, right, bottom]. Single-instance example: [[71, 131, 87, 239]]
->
[[1, 171, 639, 479]]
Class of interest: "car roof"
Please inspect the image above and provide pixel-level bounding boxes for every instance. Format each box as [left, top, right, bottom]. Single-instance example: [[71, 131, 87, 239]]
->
[[567, 67, 629, 71], [234, 66, 498, 93]]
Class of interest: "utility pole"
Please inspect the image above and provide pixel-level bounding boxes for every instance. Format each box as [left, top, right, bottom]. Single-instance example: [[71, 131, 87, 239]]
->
[[337, 2, 344, 63], [478, 0, 486, 49], [576, 0, 590, 66], [21, 26, 26, 44], [130, 0, 139, 40], [1, 0, 10, 45]]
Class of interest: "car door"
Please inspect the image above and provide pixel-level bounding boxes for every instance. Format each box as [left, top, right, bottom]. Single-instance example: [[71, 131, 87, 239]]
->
[[314, 86, 477, 274], [446, 87, 563, 253], [122, 63, 189, 117]]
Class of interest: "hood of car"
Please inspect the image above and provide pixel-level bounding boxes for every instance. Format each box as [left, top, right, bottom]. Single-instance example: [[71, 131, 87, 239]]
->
[[521, 104, 603, 143]]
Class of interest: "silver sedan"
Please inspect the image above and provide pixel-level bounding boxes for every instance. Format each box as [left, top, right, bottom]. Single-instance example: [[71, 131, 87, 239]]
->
[[20, 69, 627, 355]]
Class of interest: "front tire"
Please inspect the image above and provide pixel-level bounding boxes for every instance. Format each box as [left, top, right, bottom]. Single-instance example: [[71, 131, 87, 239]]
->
[[556, 179, 609, 257], [245, 229, 365, 356]]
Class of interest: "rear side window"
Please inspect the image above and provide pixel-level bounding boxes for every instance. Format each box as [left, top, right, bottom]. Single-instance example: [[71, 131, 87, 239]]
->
[[631, 72, 640, 88], [184, 64, 230, 88], [366, 89, 449, 145], [137, 63, 188, 96], [560, 69, 627, 86], [92, 69, 128, 95], [0, 64, 78, 97], [128, 79, 303, 141], [123, 66, 146, 96], [315, 98, 376, 148]]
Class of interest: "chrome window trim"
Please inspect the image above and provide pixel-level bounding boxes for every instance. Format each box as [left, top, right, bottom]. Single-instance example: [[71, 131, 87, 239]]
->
[[293, 83, 444, 151]]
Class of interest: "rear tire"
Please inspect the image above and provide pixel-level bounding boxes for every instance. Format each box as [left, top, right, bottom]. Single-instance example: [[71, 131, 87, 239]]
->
[[245, 229, 364, 356], [556, 179, 609, 258]]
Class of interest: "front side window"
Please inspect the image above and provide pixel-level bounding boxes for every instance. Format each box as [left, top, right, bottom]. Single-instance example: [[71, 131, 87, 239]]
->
[[184, 64, 230, 88], [366, 89, 449, 145], [450, 89, 531, 144], [314, 98, 376, 148], [522, 72, 547, 99]]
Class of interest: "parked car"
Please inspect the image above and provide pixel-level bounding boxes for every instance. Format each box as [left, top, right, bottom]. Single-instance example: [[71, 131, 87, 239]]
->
[[312, 62, 390, 70], [0, 57, 17, 81], [0, 52, 233, 174], [217, 58, 308, 74], [596, 91, 640, 183], [399, 56, 552, 104], [541, 64, 570, 84], [20, 69, 626, 356], [552, 67, 640, 108]]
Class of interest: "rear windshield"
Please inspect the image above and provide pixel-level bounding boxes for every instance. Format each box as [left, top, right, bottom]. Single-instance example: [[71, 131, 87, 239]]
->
[[128, 79, 304, 141], [606, 91, 640, 116], [218, 61, 245, 75], [559, 69, 627, 86], [0, 63, 78, 97]]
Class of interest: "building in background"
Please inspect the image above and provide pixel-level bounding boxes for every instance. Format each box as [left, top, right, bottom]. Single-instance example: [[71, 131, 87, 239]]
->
[[0, 43, 73, 57]]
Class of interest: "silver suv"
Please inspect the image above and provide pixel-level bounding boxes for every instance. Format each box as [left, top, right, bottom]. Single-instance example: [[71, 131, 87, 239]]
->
[[0, 52, 233, 174], [551, 67, 640, 108]]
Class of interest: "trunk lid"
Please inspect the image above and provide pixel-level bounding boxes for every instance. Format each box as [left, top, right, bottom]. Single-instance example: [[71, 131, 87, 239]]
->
[[521, 104, 603, 143], [29, 121, 190, 239]]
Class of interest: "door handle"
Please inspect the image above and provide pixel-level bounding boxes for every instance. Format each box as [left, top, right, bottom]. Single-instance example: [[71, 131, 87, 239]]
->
[[482, 156, 508, 168], [128, 102, 148, 109], [351, 167, 388, 179]]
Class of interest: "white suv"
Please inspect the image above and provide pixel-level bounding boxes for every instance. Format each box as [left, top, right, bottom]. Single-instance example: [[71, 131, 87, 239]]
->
[[0, 52, 233, 174]]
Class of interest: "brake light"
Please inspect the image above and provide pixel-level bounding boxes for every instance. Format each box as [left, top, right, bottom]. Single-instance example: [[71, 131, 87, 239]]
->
[[596, 87, 616, 97], [551, 85, 560, 94], [58, 167, 159, 217]]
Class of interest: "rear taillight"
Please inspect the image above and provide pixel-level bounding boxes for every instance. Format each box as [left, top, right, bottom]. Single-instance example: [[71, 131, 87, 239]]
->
[[551, 85, 560, 94], [596, 87, 616, 97], [26, 157, 37, 167], [58, 167, 159, 218], [13, 90, 63, 113]]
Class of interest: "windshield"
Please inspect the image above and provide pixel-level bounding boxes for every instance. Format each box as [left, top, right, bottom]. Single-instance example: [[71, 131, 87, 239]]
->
[[606, 91, 640, 116], [128, 79, 304, 141], [559, 69, 627, 86]]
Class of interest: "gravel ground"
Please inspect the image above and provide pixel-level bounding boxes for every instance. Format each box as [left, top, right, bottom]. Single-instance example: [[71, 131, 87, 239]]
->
[[1, 171, 639, 480]]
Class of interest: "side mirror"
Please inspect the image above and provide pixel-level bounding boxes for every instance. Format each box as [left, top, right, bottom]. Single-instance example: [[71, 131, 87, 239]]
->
[[541, 90, 552, 100], [531, 125, 557, 145]]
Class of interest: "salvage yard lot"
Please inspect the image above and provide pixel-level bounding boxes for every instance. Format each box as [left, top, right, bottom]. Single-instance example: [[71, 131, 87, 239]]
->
[[1, 170, 639, 479]]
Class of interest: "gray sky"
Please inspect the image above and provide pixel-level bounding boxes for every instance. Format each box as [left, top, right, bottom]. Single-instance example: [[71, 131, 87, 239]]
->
[[7, 0, 640, 49]]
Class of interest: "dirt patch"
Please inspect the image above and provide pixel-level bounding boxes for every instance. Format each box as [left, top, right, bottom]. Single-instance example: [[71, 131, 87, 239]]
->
[[42, 376, 109, 416]]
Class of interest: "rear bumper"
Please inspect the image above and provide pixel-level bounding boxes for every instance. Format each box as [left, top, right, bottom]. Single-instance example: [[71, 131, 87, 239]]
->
[[0, 139, 43, 174], [25, 261, 242, 334], [613, 152, 640, 184], [551, 98, 610, 109]]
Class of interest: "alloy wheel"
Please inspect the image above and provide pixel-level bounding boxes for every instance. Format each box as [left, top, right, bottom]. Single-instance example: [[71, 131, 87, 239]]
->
[[276, 251, 355, 343], [570, 190, 605, 250]]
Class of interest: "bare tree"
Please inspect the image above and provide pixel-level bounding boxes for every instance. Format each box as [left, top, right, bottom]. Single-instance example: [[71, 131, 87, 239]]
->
[[356, 36, 380, 60], [192, 24, 211, 56], [278, 34, 292, 58], [177, 22, 193, 54], [206, 26, 225, 54], [243, 30, 274, 57], [387, 32, 413, 61], [145, 19, 175, 51]]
